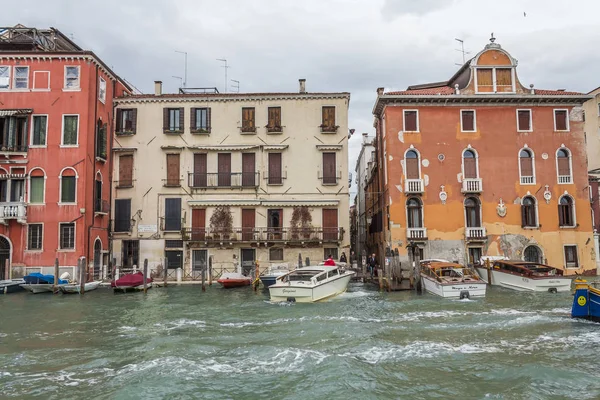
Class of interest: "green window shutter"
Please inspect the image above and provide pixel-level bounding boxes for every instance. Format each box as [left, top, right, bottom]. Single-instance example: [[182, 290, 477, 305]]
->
[[61, 176, 76, 203], [30, 177, 44, 203]]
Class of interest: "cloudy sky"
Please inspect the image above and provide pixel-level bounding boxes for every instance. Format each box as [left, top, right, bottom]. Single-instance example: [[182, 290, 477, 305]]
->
[[4, 0, 600, 197]]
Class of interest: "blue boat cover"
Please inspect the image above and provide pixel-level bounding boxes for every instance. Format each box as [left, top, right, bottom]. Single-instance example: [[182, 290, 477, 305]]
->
[[23, 273, 67, 285]]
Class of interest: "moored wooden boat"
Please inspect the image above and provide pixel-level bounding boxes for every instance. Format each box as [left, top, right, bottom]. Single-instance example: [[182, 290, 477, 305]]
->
[[217, 272, 252, 288], [0, 279, 25, 294], [111, 272, 153, 292], [475, 260, 571, 293], [572, 279, 600, 322], [60, 280, 102, 294], [420, 260, 487, 299]]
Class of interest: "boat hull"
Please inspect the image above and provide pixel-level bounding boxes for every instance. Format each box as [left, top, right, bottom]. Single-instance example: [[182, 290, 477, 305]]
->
[[112, 282, 153, 292], [421, 275, 487, 298], [269, 272, 355, 303], [475, 267, 572, 292], [20, 283, 58, 294], [60, 281, 102, 294], [0, 279, 25, 294], [572, 280, 600, 322], [217, 278, 251, 288]]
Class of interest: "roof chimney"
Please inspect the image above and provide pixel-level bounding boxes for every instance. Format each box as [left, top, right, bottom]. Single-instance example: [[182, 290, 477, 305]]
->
[[154, 80, 162, 96], [299, 79, 306, 93], [529, 84, 535, 95], [377, 87, 384, 96], [454, 84, 460, 95], [362, 132, 369, 144]]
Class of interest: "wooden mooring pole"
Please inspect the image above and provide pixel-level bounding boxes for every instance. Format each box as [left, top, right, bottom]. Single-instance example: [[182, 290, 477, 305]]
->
[[4, 258, 9, 280], [53, 258, 59, 293], [143, 259, 148, 293], [201, 264, 206, 292], [163, 257, 168, 287], [79, 257, 86, 295], [485, 258, 492, 285], [208, 256, 213, 286]]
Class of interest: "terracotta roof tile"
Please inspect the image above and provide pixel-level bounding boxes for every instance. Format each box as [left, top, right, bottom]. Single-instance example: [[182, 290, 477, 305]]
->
[[120, 92, 350, 99], [533, 89, 584, 95], [386, 86, 454, 95]]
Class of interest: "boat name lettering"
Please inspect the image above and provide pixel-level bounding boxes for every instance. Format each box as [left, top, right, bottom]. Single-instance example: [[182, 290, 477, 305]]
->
[[548, 280, 561, 283], [451, 286, 481, 290], [522, 278, 529, 283], [282, 289, 296, 294]]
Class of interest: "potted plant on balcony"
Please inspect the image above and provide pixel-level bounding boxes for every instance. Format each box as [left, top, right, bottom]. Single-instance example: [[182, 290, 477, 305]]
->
[[290, 206, 313, 240], [209, 205, 233, 240]]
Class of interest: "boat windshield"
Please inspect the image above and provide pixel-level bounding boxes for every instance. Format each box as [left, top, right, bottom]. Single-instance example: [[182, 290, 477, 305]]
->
[[285, 270, 321, 282]]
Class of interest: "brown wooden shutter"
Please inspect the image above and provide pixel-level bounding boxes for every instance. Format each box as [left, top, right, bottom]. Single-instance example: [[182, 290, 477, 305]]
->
[[163, 108, 169, 131], [268, 152, 282, 184], [322, 152, 337, 184], [193, 153, 207, 187], [520, 157, 533, 176], [242, 153, 256, 187], [116, 109, 123, 132], [322, 106, 335, 128], [404, 111, 417, 131], [179, 108, 184, 131], [166, 154, 180, 186], [268, 107, 281, 128], [558, 204, 566, 226], [119, 154, 133, 186], [557, 157, 570, 176], [131, 109, 137, 133], [518, 110, 530, 131], [406, 157, 419, 179], [496, 68, 512, 86], [218, 153, 231, 186], [555, 110, 568, 131], [461, 111, 474, 131], [207, 108, 212, 131], [191, 208, 206, 241], [249, 107, 255, 128], [242, 209, 255, 241], [463, 158, 477, 179], [521, 205, 527, 228], [190, 108, 197, 130], [322, 209, 338, 241]]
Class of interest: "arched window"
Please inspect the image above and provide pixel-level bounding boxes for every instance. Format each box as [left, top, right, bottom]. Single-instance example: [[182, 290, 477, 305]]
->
[[28, 168, 46, 204], [519, 148, 535, 184], [521, 196, 537, 228], [556, 148, 572, 184], [406, 198, 423, 228], [558, 195, 575, 227], [462, 149, 478, 179], [524, 245, 543, 263], [60, 168, 77, 204], [464, 197, 481, 227], [94, 172, 103, 212], [405, 150, 420, 179]]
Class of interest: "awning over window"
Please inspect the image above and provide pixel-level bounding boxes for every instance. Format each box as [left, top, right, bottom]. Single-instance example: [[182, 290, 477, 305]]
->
[[0, 109, 33, 116], [187, 199, 339, 207], [316, 145, 343, 151], [187, 145, 259, 151]]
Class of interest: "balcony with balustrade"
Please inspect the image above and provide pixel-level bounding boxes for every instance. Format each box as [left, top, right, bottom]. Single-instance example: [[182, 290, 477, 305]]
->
[[406, 227, 427, 241], [182, 226, 344, 244], [0, 202, 27, 224], [404, 179, 424, 194], [558, 175, 572, 184], [465, 226, 487, 241], [461, 178, 483, 193], [188, 172, 260, 189]]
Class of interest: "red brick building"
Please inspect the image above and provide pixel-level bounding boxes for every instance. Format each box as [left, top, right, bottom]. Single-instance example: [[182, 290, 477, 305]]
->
[[369, 37, 595, 274], [0, 26, 130, 278]]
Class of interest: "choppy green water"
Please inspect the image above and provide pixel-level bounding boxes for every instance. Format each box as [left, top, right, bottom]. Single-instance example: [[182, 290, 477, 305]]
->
[[0, 283, 599, 399]]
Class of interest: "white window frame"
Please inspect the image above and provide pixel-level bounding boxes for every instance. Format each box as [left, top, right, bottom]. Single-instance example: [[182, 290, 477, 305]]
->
[[553, 109, 570, 132], [405, 196, 424, 229], [63, 65, 81, 90], [13, 66, 29, 90], [518, 146, 536, 185], [403, 146, 422, 179], [461, 146, 480, 179], [0, 65, 10, 90], [563, 244, 579, 269], [403, 109, 419, 132], [463, 196, 483, 228], [26, 222, 44, 252], [555, 146, 573, 184], [61, 114, 80, 147], [58, 222, 76, 251], [474, 66, 516, 94], [516, 109, 533, 132], [30, 114, 48, 148], [520, 195, 539, 229], [27, 167, 47, 205], [58, 166, 78, 205], [460, 109, 476, 132], [98, 76, 107, 103], [558, 194, 577, 228], [269, 247, 284, 262], [32, 71, 50, 91]]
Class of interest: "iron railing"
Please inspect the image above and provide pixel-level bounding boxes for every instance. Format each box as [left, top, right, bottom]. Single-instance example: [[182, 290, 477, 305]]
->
[[182, 226, 344, 243], [188, 172, 260, 188]]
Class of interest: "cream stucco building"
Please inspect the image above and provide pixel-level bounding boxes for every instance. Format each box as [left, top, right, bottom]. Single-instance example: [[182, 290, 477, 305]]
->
[[584, 86, 600, 172], [110, 80, 350, 278]]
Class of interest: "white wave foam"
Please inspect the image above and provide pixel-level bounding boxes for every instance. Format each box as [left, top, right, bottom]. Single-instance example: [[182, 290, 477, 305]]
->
[[153, 319, 206, 331], [336, 290, 372, 299]]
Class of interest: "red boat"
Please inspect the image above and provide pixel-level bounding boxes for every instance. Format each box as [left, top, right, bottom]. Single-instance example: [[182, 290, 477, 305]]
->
[[217, 273, 252, 288], [111, 272, 153, 292]]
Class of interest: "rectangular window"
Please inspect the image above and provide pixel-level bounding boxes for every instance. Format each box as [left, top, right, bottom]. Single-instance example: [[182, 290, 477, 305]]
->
[[192, 250, 208, 271], [554, 109, 569, 131], [59, 222, 75, 250], [191, 108, 210, 132], [495, 68, 513, 92], [14, 66, 29, 89], [241, 107, 256, 132], [0, 66, 9, 89], [96, 123, 107, 160], [98, 77, 106, 103], [165, 250, 183, 269], [114, 199, 131, 233], [321, 106, 336, 132], [122, 240, 139, 268], [30, 176, 44, 204], [62, 115, 79, 145], [476, 68, 493, 92], [10, 179, 24, 202], [324, 248, 339, 261], [461, 110, 475, 132], [322, 152, 337, 184], [564, 245, 578, 268], [116, 109, 137, 134], [269, 248, 284, 261], [61, 176, 76, 203], [27, 224, 43, 250], [166, 153, 180, 186], [64, 66, 80, 89], [164, 198, 182, 231], [118, 154, 134, 187], [163, 108, 183, 132], [517, 110, 532, 132], [403, 110, 418, 132], [31, 115, 47, 146], [267, 107, 282, 132], [268, 152, 282, 185]]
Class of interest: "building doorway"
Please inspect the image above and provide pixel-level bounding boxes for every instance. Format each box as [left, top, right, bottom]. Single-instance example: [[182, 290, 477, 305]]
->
[[467, 247, 482, 266], [524, 245, 543, 263], [0, 236, 10, 279], [241, 248, 255, 276], [93, 239, 102, 279]]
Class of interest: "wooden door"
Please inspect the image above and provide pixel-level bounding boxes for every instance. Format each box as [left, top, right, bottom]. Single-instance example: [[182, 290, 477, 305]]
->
[[191, 208, 206, 241], [242, 153, 256, 187], [218, 153, 231, 186], [268, 153, 282, 184], [268, 209, 282, 240], [322, 209, 338, 241], [166, 154, 180, 186], [241, 209, 255, 241], [193, 153, 207, 187]]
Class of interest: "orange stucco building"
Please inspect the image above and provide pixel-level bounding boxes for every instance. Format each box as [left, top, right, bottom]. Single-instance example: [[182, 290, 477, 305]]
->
[[0, 26, 130, 279], [369, 38, 595, 275]]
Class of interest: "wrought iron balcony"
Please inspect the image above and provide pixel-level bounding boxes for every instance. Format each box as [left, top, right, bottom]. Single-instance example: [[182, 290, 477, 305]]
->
[[465, 227, 486, 241], [404, 179, 424, 194], [182, 226, 344, 243], [462, 178, 483, 193], [406, 227, 427, 240], [0, 202, 26, 224], [188, 172, 260, 189]]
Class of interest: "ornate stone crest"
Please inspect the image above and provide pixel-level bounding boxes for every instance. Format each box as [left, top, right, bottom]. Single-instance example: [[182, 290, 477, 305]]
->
[[543, 185, 551, 204], [496, 198, 507, 217], [439, 185, 447, 205]]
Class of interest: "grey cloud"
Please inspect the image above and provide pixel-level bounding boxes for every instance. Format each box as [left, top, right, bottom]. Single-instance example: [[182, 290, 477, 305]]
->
[[381, 0, 454, 19]]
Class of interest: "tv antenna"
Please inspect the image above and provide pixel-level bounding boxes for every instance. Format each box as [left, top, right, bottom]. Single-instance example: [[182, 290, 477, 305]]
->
[[231, 79, 240, 93], [172, 76, 183, 88], [175, 50, 188, 88], [217, 58, 230, 93], [454, 38, 470, 66]]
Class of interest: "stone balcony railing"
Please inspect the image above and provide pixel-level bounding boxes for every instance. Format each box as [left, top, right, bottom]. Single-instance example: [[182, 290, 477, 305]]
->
[[404, 179, 424, 194], [461, 178, 483, 193], [465, 226, 486, 241], [406, 227, 427, 240], [0, 202, 27, 224], [182, 226, 344, 243]]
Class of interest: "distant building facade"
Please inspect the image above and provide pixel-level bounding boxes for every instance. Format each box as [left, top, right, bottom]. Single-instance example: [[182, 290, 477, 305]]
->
[[584, 86, 600, 271], [111, 80, 350, 277], [353, 133, 374, 265], [0, 25, 129, 279], [368, 38, 595, 274]]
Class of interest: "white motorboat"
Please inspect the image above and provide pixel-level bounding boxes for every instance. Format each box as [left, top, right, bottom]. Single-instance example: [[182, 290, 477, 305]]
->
[[60, 280, 102, 294], [259, 264, 290, 287], [269, 263, 356, 303], [420, 260, 487, 299], [20, 283, 58, 294], [0, 279, 25, 294], [475, 260, 571, 293]]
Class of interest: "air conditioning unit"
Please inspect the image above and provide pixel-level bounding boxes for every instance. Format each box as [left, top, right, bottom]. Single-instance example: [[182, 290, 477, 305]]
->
[[0, 77, 9, 88]]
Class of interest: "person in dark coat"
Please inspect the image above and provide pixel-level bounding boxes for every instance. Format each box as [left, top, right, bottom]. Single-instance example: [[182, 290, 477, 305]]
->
[[339, 252, 347, 263], [368, 253, 377, 278]]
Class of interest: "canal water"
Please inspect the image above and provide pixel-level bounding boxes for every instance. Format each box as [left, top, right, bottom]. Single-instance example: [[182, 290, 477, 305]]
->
[[1, 283, 599, 399]]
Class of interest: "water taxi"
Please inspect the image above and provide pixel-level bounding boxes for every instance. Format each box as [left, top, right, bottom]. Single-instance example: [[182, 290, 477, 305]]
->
[[420, 260, 487, 299], [269, 263, 355, 303], [475, 260, 571, 293], [572, 279, 600, 322]]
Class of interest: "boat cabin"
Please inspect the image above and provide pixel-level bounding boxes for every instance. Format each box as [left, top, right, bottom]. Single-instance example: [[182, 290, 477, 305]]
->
[[282, 266, 343, 284], [421, 261, 481, 283], [492, 261, 563, 277]]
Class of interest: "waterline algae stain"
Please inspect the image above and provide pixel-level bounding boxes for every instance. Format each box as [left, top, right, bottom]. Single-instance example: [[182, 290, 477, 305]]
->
[[1, 284, 600, 399]]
